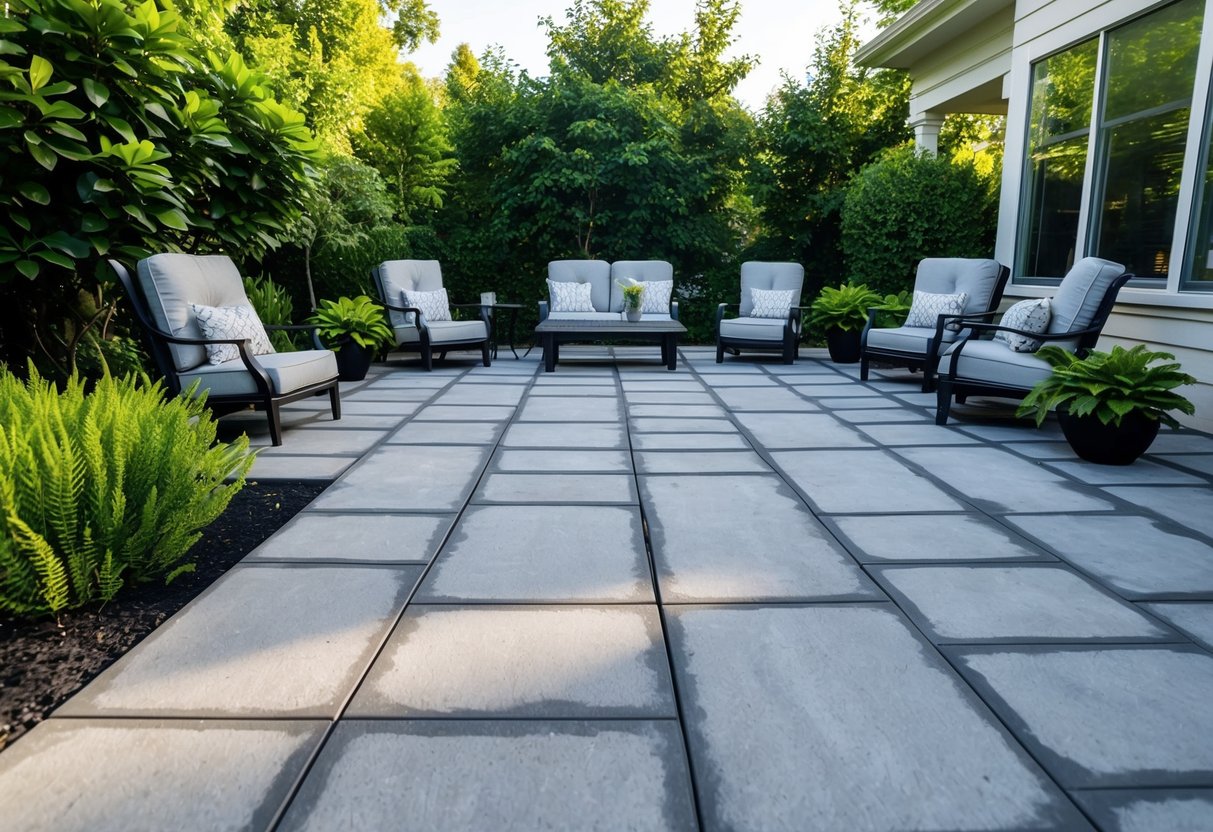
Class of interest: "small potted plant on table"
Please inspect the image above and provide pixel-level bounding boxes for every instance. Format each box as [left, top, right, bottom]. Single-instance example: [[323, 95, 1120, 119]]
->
[[1017, 344, 1196, 465], [308, 295, 394, 381], [619, 278, 644, 322], [808, 283, 882, 363]]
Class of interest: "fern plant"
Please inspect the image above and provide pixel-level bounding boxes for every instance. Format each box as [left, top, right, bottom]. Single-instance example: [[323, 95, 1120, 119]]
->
[[0, 368, 254, 616], [1017, 345, 1196, 428], [244, 275, 298, 352]]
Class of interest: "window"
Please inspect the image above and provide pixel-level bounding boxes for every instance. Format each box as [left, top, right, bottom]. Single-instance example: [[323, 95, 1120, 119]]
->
[[1016, 39, 1098, 279], [1089, 0, 1204, 282], [1185, 84, 1213, 289]]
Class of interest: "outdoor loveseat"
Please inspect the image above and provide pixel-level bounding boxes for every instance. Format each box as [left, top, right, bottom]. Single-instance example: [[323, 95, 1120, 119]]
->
[[538, 260, 679, 322]]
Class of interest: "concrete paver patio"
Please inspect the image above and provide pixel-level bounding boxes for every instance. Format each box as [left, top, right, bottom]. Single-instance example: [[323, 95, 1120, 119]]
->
[[3, 345, 1213, 830]]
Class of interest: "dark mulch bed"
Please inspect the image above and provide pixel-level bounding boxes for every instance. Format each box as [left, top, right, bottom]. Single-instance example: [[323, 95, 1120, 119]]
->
[[0, 480, 326, 753]]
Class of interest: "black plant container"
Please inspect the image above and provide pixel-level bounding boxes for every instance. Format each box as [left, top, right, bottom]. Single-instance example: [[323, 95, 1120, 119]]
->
[[826, 328, 862, 363], [1058, 408, 1161, 465], [334, 340, 374, 381]]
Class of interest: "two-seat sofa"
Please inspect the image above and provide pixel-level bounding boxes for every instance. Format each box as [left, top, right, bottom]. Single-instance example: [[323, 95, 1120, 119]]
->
[[538, 260, 679, 321]]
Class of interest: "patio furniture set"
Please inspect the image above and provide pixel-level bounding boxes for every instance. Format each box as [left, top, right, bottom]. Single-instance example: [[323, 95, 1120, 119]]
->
[[113, 251, 1131, 445]]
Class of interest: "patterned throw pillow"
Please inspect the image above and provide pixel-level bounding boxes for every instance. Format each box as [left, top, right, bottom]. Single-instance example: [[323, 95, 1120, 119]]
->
[[750, 288, 795, 319], [639, 280, 674, 313], [905, 290, 969, 331], [403, 287, 452, 323], [547, 279, 595, 312], [190, 303, 275, 365], [994, 298, 1052, 352]]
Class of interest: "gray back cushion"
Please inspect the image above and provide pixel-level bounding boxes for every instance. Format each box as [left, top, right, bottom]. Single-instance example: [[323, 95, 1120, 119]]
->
[[548, 260, 611, 312], [1047, 257, 1126, 335], [378, 260, 444, 327], [740, 262, 804, 317], [608, 260, 674, 311], [915, 258, 1003, 315], [137, 253, 249, 372]]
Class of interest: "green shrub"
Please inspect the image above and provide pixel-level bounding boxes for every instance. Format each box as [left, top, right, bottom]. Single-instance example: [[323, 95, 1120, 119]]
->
[[808, 284, 883, 333], [308, 296, 394, 350], [841, 146, 996, 296], [244, 275, 298, 352], [0, 368, 253, 616]]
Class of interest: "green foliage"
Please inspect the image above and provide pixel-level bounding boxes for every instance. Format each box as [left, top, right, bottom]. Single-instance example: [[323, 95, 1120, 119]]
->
[[873, 289, 912, 329], [243, 275, 297, 351], [308, 295, 393, 349], [0, 0, 321, 374], [841, 146, 996, 296], [0, 367, 253, 616], [1017, 345, 1197, 429], [808, 283, 882, 333]]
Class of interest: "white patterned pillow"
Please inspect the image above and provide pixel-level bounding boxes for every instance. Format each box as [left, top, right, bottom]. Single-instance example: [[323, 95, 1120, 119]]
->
[[639, 280, 673, 313], [403, 288, 451, 323], [994, 298, 1052, 352], [905, 290, 969, 331], [190, 303, 275, 365], [750, 288, 795, 319], [547, 279, 595, 312]]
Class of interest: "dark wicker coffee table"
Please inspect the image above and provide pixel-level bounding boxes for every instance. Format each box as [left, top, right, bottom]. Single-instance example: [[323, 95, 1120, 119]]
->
[[534, 318, 688, 371]]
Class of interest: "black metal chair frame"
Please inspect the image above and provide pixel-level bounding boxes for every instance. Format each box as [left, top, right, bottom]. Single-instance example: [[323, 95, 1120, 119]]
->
[[370, 266, 492, 371], [859, 264, 1011, 391], [111, 259, 341, 446], [715, 304, 804, 364], [934, 272, 1133, 425]]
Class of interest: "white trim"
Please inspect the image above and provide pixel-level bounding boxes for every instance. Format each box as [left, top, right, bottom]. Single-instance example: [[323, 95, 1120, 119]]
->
[[1074, 31, 1105, 265], [1174, 2, 1213, 289], [1004, 283, 1213, 309]]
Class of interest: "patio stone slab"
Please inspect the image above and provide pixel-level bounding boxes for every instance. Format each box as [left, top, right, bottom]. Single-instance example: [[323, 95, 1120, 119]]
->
[[1140, 432, 1213, 454], [349, 605, 674, 717], [416, 505, 652, 602], [950, 646, 1213, 787], [1005, 441, 1078, 460], [1045, 459, 1206, 485], [501, 422, 626, 449], [519, 396, 621, 422], [1006, 515, 1213, 599], [278, 720, 695, 832], [257, 429, 385, 456], [620, 381, 704, 393], [627, 404, 728, 418], [713, 387, 817, 411], [630, 417, 736, 433], [59, 565, 419, 717], [1154, 453, 1213, 477], [875, 565, 1171, 643], [734, 412, 871, 449], [667, 605, 1083, 830], [695, 373, 777, 387], [300, 414, 407, 430], [1142, 602, 1213, 649], [535, 375, 618, 386], [495, 449, 631, 472], [0, 719, 322, 832], [830, 514, 1050, 562], [333, 401, 423, 416], [641, 475, 876, 602], [630, 431, 751, 450], [345, 388, 437, 402], [1105, 486, 1213, 540], [896, 446, 1113, 513], [475, 473, 637, 504], [248, 513, 451, 563], [856, 423, 981, 446], [773, 449, 965, 513], [386, 420, 503, 445], [370, 375, 454, 388], [434, 384, 526, 406], [835, 408, 930, 423], [530, 384, 617, 396], [624, 391, 714, 404], [816, 397, 902, 409], [635, 451, 770, 474], [243, 455, 356, 481], [957, 423, 1063, 443], [791, 384, 881, 397], [413, 404, 516, 421], [1073, 788, 1213, 831], [311, 446, 488, 511]]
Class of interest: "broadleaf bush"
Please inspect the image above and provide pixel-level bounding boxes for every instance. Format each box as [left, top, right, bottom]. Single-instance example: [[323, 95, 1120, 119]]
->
[[0, 367, 253, 616], [244, 275, 298, 352]]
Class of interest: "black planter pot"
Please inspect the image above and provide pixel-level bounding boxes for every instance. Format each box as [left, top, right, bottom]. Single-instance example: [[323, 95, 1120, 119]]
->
[[826, 328, 862, 364], [334, 340, 374, 381], [1058, 408, 1161, 465]]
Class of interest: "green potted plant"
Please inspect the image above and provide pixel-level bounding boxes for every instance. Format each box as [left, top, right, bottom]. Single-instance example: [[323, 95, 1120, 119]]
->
[[618, 278, 644, 322], [808, 283, 882, 363], [308, 295, 394, 381], [1017, 344, 1196, 465]]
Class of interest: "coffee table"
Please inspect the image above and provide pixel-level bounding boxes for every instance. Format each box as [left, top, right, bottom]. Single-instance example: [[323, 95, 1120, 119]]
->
[[534, 318, 687, 371]]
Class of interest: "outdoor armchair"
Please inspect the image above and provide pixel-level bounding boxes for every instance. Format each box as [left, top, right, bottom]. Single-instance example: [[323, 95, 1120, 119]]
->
[[934, 257, 1131, 425], [716, 261, 805, 364], [371, 259, 491, 371], [112, 254, 340, 446], [860, 258, 1010, 391]]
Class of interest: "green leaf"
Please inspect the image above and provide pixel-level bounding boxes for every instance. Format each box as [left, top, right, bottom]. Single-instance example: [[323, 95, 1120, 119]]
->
[[29, 55, 52, 92], [15, 259, 38, 278], [18, 182, 50, 204], [81, 215, 108, 232], [82, 78, 109, 107], [31, 249, 74, 268], [27, 138, 56, 170], [0, 106, 23, 129], [153, 208, 189, 230]]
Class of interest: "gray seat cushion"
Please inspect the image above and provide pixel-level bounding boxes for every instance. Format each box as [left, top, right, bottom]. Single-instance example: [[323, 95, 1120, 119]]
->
[[548, 260, 612, 312], [914, 258, 1003, 315], [1047, 257, 1126, 336], [939, 339, 1053, 390], [608, 261, 674, 312], [394, 319, 487, 345], [866, 326, 958, 356], [179, 350, 337, 397], [377, 260, 445, 328], [738, 262, 804, 317], [719, 316, 788, 341], [137, 253, 250, 372], [546, 311, 626, 322]]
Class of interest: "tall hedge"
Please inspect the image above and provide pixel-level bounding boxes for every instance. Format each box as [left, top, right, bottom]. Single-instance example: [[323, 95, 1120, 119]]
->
[[841, 146, 996, 296]]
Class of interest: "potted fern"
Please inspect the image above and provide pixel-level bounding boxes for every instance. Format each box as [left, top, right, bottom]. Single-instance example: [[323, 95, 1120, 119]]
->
[[1017, 344, 1196, 465], [808, 283, 882, 363], [308, 296, 394, 381]]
